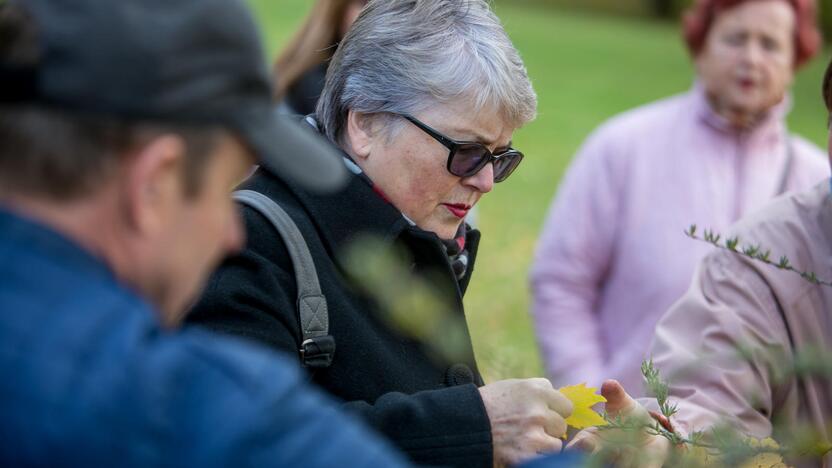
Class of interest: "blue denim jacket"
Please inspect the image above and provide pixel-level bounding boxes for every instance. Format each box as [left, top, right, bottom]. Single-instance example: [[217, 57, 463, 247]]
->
[[0, 208, 409, 467]]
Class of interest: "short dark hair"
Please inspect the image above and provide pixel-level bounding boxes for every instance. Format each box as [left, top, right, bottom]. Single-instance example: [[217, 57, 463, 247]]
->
[[0, 2, 221, 201]]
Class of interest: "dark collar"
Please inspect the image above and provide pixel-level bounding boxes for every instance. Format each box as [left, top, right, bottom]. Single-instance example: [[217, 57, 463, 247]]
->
[[246, 167, 418, 264]]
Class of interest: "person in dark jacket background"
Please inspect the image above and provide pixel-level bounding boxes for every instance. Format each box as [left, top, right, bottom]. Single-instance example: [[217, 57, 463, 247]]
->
[[188, 1, 574, 467], [273, 0, 367, 116]]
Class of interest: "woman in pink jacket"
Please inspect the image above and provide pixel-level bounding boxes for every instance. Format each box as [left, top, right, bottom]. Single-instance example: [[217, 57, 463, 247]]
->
[[568, 57, 832, 468], [531, 0, 828, 395]]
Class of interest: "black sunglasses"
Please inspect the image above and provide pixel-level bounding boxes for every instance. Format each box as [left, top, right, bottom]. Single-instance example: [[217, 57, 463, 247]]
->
[[398, 114, 523, 183]]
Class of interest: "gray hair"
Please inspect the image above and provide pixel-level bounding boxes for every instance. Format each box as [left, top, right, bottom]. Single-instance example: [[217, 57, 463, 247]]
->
[[316, 0, 537, 145]]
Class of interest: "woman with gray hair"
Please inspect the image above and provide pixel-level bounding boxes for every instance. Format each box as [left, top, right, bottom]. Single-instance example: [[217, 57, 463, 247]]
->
[[189, 1, 572, 466]]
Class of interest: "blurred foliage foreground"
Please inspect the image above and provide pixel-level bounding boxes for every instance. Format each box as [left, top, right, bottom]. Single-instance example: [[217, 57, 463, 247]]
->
[[342, 233, 832, 466]]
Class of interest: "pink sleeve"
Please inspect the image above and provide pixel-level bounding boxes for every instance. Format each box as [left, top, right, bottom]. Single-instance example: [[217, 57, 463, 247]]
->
[[530, 126, 624, 387], [648, 250, 791, 437]]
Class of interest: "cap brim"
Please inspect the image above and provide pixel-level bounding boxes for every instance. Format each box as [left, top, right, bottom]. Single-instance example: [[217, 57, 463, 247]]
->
[[235, 108, 348, 193]]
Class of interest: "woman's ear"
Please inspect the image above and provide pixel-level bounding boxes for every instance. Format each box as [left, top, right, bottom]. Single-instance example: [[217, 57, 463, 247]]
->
[[345, 110, 375, 161]]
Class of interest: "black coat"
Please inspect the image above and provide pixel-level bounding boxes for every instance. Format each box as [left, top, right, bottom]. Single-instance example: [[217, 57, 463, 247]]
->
[[187, 167, 493, 467]]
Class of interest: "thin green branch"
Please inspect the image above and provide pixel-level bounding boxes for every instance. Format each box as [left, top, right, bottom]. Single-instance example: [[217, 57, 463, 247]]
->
[[684, 225, 832, 288]]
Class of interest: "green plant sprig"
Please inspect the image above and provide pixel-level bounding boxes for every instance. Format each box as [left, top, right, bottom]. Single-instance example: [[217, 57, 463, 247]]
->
[[642, 359, 677, 419], [594, 360, 825, 466], [599, 361, 710, 449], [685, 224, 832, 288], [600, 409, 722, 453]]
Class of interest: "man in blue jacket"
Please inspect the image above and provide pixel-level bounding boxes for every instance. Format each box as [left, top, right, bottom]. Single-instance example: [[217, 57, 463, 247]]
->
[[0, 0, 409, 466]]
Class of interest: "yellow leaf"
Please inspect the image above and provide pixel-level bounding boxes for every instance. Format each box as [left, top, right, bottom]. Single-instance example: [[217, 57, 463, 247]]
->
[[558, 383, 608, 431], [759, 437, 780, 450], [813, 442, 832, 457], [739, 452, 787, 468], [688, 445, 716, 466], [740, 437, 789, 468]]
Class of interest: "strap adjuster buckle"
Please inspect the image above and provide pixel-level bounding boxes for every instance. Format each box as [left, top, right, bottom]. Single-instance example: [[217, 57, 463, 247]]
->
[[300, 336, 336, 368]]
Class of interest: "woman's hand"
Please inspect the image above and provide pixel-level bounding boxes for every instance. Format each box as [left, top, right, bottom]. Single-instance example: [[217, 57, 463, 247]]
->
[[478, 378, 573, 467]]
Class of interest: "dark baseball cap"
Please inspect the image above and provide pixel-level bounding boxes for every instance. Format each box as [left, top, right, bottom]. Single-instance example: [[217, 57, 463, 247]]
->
[[0, 0, 346, 192]]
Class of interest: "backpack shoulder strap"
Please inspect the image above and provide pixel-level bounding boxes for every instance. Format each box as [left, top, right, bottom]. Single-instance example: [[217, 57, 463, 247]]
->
[[233, 189, 335, 368]]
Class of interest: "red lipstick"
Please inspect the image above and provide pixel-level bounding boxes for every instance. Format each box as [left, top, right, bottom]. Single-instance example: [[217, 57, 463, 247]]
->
[[442, 203, 471, 219]]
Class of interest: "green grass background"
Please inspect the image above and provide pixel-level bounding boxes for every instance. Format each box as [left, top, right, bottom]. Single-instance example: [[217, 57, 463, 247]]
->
[[248, 0, 831, 381]]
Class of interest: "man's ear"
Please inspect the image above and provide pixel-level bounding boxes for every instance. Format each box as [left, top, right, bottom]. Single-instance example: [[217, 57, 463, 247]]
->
[[345, 110, 375, 161], [121, 134, 187, 236]]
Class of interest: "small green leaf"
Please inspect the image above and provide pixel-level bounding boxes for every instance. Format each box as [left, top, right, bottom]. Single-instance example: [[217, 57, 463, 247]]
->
[[801, 272, 820, 284], [686, 224, 697, 237], [756, 249, 771, 263]]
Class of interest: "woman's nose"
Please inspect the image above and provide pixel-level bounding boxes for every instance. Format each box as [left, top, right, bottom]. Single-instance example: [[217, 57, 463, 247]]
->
[[463, 162, 495, 194], [740, 39, 764, 66]]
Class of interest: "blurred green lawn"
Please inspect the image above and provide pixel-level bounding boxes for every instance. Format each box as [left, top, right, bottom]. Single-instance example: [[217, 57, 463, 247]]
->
[[249, 0, 831, 381]]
